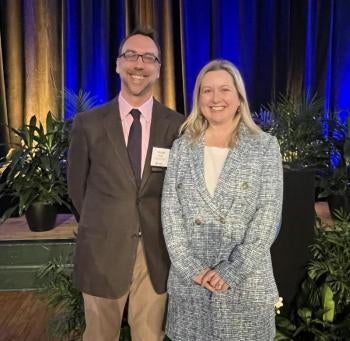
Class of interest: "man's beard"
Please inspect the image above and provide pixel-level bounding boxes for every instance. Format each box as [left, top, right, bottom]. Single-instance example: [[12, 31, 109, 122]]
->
[[121, 79, 153, 98]]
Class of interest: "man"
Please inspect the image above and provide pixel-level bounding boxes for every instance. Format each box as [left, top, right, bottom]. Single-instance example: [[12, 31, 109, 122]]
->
[[67, 28, 184, 341]]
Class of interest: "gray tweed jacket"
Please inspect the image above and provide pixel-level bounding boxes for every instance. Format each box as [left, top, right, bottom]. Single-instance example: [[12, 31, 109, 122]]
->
[[161, 124, 283, 305]]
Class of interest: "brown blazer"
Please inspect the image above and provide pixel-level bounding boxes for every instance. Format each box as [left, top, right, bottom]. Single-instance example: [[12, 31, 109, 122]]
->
[[67, 97, 184, 299]]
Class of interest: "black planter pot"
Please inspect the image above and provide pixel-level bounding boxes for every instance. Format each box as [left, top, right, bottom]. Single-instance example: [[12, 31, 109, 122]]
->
[[328, 194, 350, 218], [271, 168, 315, 314], [25, 202, 57, 232]]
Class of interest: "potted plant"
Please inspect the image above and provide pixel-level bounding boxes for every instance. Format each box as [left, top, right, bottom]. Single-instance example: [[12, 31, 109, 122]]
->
[[38, 255, 133, 340], [39, 254, 172, 340], [0, 112, 70, 231], [254, 93, 329, 169], [275, 212, 350, 340]]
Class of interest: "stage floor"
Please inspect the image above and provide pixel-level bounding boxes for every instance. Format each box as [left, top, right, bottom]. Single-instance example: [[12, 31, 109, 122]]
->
[[0, 214, 77, 241]]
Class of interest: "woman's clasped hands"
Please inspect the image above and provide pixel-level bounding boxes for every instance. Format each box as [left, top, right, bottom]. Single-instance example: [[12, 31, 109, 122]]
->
[[193, 268, 230, 293]]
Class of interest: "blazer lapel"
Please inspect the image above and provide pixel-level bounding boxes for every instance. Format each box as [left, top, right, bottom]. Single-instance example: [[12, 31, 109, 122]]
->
[[189, 136, 224, 218], [103, 99, 136, 187], [189, 125, 250, 217], [213, 124, 250, 212]]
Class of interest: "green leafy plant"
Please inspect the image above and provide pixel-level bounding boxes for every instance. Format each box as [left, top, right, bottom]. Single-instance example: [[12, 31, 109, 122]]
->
[[0, 89, 100, 223], [275, 212, 350, 340], [254, 93, 329, 169], [64, 88, 100, 118], [0, 112, 71, 222], [38, 254, 172, 340], [318, 116, 350, 203], [38, 255, 84, 339]]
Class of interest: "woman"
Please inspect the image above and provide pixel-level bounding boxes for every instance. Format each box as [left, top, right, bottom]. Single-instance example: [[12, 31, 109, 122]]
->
[[161, 60, 283, 341]]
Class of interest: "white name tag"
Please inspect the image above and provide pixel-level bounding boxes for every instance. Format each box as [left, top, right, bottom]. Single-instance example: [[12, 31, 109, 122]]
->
[[151, 147, 170, 167]]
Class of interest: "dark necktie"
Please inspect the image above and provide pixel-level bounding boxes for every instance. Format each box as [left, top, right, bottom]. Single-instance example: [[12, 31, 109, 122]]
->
[[127, 109, 142, 186]]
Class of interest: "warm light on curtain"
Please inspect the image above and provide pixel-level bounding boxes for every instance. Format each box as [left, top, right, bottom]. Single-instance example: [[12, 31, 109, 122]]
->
[[124, 0, 184, 111], [1, 0, 25, 132], [1, 0, 63, 130]]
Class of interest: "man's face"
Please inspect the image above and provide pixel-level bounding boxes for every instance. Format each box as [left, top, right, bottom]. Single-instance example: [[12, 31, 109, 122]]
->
[[116, 34, 160, 102]]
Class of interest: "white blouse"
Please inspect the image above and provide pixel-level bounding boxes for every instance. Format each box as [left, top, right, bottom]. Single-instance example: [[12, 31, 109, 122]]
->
[[204, 146, 230, 197]]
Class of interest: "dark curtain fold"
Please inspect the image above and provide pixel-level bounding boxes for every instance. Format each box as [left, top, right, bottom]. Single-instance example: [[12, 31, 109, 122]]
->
[[331, 0, 350, 118], [0, 29, 9, 158], [287, 0, 335, 101]]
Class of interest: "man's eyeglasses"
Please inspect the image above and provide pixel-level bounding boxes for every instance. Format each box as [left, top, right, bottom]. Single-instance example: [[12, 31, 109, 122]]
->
[[119, 51, 160, 64]]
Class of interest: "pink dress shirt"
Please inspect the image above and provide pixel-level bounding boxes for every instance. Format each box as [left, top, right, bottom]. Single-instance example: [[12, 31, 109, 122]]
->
[[118, 94, 153, 176]]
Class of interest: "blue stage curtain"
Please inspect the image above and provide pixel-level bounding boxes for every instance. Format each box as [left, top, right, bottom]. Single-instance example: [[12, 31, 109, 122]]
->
[[64, 0, 125, 118], [181, 0, 350, 113], [331, 1, 350, 120], [61, 0, 350, 116]]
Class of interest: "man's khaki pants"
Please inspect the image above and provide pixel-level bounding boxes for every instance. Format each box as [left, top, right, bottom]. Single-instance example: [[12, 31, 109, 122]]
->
[[82, 241, 167, 341]]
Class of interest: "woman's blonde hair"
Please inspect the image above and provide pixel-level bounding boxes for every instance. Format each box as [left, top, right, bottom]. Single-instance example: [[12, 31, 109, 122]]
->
[[180, 59, 261, 146]]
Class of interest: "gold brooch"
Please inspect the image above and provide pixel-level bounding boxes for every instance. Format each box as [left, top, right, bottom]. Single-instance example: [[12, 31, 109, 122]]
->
[[241, 181, 249, 190]]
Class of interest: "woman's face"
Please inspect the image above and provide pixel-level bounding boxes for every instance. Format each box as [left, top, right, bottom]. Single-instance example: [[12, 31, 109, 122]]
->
[[199, 69, 241, 127]]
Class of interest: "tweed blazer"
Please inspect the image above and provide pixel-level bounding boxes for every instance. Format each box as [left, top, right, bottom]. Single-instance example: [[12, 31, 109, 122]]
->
[[67, 97, 184, 298], [161, 124, 283, 305]]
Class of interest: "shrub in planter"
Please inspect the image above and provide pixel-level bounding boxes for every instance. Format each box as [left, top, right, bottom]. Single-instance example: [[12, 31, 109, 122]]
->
[[253, 93, 329, 169], [275, 212, 350, 340], [38, 256, 156, 340], [0, 113, 70, 230], [318, 116, 350, 218], [0, 89, 100, 229]]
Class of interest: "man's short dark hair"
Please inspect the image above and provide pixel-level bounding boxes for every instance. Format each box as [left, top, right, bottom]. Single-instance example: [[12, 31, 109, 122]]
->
[[118, 27, 161, 61]]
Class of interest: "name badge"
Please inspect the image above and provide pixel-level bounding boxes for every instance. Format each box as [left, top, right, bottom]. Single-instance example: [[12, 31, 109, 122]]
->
[[151, 147, 170, 167]]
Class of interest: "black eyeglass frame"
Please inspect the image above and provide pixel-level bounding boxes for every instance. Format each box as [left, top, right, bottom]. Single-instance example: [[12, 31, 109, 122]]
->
[[118, 52, 160, 64]]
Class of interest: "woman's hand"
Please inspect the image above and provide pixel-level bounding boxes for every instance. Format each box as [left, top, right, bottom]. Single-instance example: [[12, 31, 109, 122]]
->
[[200, 269, 230, 293], [193, 268, 211, 285]]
